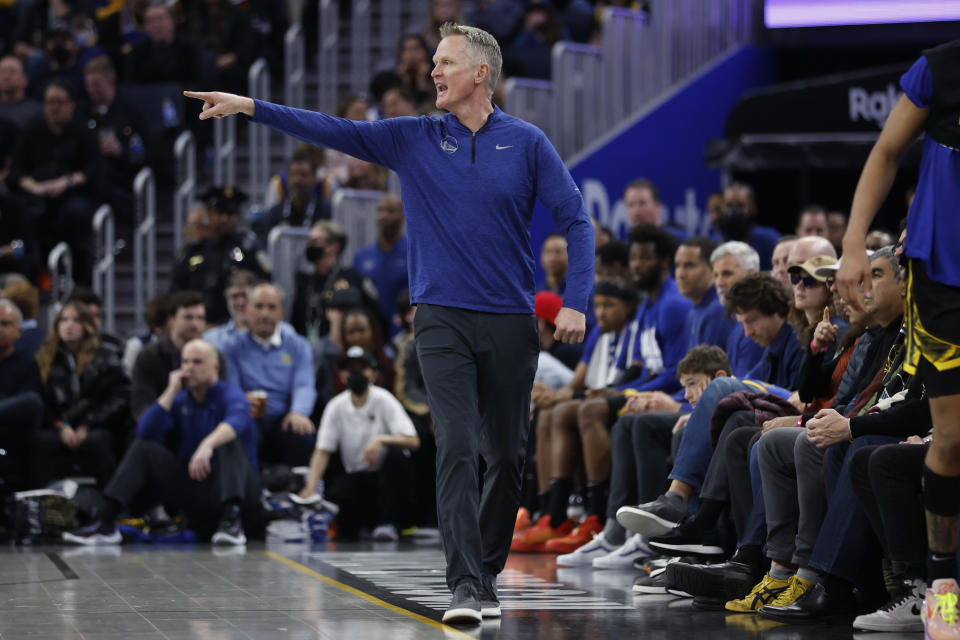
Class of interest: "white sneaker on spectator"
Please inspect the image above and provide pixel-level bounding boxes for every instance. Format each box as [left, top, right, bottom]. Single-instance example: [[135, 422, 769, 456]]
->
[[593, 534, 653, 570], [853, 577, 925, 632], [556, 532, 619, 567], [372, 524, 399, 541], [62, 521, 121, 546]]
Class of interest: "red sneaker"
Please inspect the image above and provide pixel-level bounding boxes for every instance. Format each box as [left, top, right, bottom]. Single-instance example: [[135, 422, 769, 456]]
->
[[514, 507, 532, 535], [510, 515, 575, 552], [545, 514, 604, 554]]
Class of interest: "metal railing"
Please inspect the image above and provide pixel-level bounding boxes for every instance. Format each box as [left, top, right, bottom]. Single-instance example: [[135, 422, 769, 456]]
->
[[248, 57, 270, 210], [92, 204, 115, 335], [267, 226, 311, 319], [503, 78, 554, 143], [601, 8, 646, 129], [380, 1, 402, 71], [350, 0, 371, 96], [173, 130, 196, 250], [551, 43, 604, 159], [317, 0, 339, 114], [46, 242, 72, 328], [133, 167, 157, 334], [213, 108, 236, 187], [330, 188, 383, 267], [284, 24, 306, 160]]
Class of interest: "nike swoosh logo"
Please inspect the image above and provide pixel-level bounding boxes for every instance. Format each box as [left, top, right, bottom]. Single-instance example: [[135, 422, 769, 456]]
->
[[495, 144, 513, 150]]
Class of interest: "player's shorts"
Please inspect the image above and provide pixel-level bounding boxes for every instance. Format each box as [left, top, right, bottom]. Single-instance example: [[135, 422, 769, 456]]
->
[[904, 259, 960, 397]]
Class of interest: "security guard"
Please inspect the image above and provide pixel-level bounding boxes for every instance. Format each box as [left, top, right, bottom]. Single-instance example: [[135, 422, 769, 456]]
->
[[171, 186, 270, 325]]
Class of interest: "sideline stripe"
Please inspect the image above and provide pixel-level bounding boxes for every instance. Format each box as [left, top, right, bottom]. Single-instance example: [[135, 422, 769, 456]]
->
[[46, 553, 79, 580], [262, 551, 474, 639]]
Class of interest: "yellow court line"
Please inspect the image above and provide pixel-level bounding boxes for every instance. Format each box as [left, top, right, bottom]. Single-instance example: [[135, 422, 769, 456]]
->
[[261, 550, 475, 639]]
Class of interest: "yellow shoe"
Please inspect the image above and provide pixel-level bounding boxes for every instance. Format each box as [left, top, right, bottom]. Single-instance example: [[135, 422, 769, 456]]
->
[[763, 574, 813, 609], [724, 573, 792, 613]]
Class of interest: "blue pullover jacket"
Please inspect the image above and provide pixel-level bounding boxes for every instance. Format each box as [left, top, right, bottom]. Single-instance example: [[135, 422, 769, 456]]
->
[[251, 101, 594, 314]]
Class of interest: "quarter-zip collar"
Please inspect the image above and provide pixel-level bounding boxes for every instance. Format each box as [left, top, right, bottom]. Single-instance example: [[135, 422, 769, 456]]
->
[[442, 103, 502, 134]]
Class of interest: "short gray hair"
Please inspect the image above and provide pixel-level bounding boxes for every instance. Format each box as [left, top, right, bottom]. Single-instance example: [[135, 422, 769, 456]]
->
[[870, 246, 904, 283], [439, 22, 502, 96], [710, 241, 760, 273], [0, 298, 23, 324]]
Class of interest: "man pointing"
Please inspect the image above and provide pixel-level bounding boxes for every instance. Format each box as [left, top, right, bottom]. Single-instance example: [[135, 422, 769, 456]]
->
[[186, 22, 593, 625]]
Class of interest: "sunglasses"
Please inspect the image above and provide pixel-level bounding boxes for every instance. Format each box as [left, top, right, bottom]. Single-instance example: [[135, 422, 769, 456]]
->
[[790, 273, 821, 288]]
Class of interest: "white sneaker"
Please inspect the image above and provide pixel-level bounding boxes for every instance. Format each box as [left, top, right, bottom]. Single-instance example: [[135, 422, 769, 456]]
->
[[556, 532, 618, 567], [592, 533, 653, 570], [372, 524, 399, 541], [853, 577, 925, 632]]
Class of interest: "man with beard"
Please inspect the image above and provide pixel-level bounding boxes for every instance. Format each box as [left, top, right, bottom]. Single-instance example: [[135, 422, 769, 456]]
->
[[353, 193, 408, 337], [252, 153, 330, 239]]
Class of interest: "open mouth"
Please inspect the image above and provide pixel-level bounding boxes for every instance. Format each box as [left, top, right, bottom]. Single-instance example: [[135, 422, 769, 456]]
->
[[436, 83, 448, 97]]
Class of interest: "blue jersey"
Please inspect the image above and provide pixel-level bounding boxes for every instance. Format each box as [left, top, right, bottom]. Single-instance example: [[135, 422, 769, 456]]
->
[[901, 56, 960, 287], [353, 236, 409, 335], [252, 101, 594, 314], [685, 286, 734, 351]]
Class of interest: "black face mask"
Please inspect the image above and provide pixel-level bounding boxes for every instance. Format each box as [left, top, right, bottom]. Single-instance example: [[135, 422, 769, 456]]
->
[[306, 245, 325, 262], [717, 205, 752, 241], [51, 45, 71, 67], [346, 371, 370, 395]]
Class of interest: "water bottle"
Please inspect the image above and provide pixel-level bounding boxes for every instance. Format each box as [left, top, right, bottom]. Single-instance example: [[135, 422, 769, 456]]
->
[[161, 97, 179, 128], [128, 133, 145, 165]]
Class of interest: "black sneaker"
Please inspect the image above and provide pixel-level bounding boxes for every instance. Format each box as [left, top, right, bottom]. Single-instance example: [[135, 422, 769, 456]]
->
[[667, 560, 762, 601], [442, 582, 482, 624], [212, 504, 246, 545], [648, 517, 725, 558], [616, 495, 685, 536], [479, 574, 501, 618], [62, 520, 121, 545]]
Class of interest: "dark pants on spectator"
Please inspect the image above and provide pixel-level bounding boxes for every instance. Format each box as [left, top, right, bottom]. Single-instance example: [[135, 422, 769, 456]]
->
[[32, 427, 117, 489], [0, 392, 43, 491], [808, 436, 898, 582], [758, 428, 809, 565], [725, 424, 763, 540], [850, 442, 929, 579], [607, 412, 682, 519], [104, 439, 260, 530], [326, 448, 416, 538], [257, 415, 314, 467], [414, 304, 538, 592]]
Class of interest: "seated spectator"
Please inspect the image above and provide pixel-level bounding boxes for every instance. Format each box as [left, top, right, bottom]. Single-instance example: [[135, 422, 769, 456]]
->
[[557, 345, 733, 568], [221, 283, 317, 467], [794, 205, 828, 239], [393, 34, 435, 109], [0, 299, 43, 491], [122, 4, 197, 85], [263, 142, 328, 211], [675, 236, 734, 352], [507, 1, 569, 79], [82, 55, 147, 227], [252, 151, 330, 239], [171, 186, 270, 326], [623, 178, 687, 243], [2, 280, 42, 355], [0, 55, 42, 130], [382, 84, 422, 119], [123, 292, 172, 375], [711, 182, 781, 271], [418, 0, 464, 51], [328, 307, 397, 392], [13, 79, 101, 284], [539, 232, 567, 295], [783, 236, 842, 345], [203, 269, 264, 350], [131, 290, 207, 419], [95, 0, 151, 60], [291, 220, 381, 344], [182, 0, 259, 94], [299, 346, 420, 541], [865, 229, 895, 251], [513, 277, 637, 552], [342, 156, 389, 191], [27, 22, 105, 102], [467, 0, 525, 43], [595, 240, 629, 281], [32, 300, 131, 488], [62, 339, 260, 546], [826, 211, 847, 255], [711, 241, 765, 376], [67, 286, 124, 353], [353, 193, 408, 337], [770, 235, 798, 288]]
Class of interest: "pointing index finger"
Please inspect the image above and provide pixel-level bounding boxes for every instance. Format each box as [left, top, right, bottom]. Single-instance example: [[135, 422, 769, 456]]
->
[[183, 90, 212, 101], [822, 306, 831, 323]]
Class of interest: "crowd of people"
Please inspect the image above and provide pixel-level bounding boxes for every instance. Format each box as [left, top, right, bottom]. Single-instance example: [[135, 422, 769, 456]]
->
[[0, 0, 952, 637]]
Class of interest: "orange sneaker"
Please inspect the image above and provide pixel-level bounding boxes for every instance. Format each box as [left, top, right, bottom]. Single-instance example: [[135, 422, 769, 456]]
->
[[510, 515, 575, 552], [545, 514, 604, 554], [514, 507, 532, 535]]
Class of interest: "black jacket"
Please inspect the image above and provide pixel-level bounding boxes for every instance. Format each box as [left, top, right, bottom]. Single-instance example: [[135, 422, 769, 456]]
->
[[42, 343, 130, 433]]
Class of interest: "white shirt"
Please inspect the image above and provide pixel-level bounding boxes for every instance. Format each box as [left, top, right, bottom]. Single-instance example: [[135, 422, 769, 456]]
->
[[251, 325, 283, 350], [315, 386, 417, 473], [535, 351, 574, 390]]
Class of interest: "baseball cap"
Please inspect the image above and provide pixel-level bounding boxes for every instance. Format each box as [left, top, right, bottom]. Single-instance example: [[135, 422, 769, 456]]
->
[[787, 255, 838, 283], [812, 251, 875, 279], [340, 345, 379, 370]]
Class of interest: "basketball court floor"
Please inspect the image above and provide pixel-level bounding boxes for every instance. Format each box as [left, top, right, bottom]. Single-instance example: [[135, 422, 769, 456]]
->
[[0, 541, 911, 639]]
